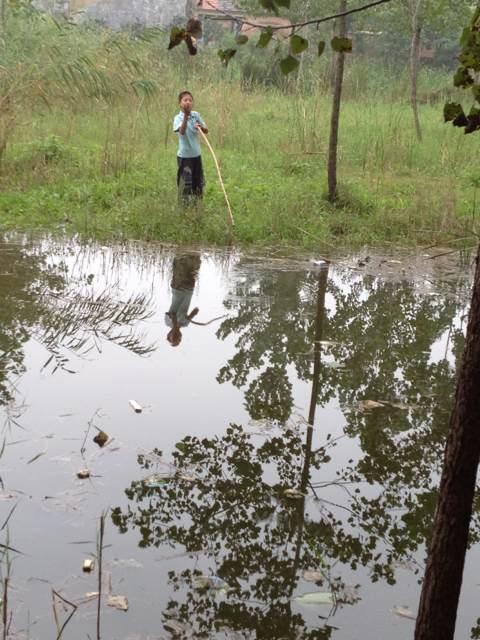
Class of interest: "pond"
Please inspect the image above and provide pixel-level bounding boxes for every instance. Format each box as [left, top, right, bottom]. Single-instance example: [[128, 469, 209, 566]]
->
[[0, 233, 477, 640]]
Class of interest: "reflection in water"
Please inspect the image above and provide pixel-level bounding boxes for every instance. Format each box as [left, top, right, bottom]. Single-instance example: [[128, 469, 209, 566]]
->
[[0, 236, 156, 407], [165, 252, 202, 347], [1, 237, 478, 638], [165, 250, 228, 347], [112, 258, 479, 638]]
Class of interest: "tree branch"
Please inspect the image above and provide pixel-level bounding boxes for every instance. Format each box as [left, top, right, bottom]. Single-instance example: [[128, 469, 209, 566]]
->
[[202, 0, 397, 32]]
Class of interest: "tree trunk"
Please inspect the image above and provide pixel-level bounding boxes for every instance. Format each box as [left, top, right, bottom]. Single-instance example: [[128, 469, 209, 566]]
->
[[415, 245, 480, 640], [410, 0, 423, 142], [327, 0, 347, 203]]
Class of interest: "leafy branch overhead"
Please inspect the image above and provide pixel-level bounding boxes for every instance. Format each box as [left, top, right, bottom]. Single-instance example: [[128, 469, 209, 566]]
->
[[166, 0, 398, 70], [444, 6, 480, 134], [167, 18, 202, 56], [168, 20, 352, 72]]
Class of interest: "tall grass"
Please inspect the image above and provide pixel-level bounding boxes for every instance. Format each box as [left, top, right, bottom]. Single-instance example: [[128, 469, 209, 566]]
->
[[0, 8, 479, 249]]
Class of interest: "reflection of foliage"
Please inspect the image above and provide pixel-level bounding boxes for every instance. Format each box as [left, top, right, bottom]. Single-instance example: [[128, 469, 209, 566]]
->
[[37, 288, 155, 373], [217, 268, 335, 422], [0, 237, 155, 404], [217, 263, 471, 544], [112, 422, 429, 638], [0, 239, 63, 405], [217, 263, 466, 441]]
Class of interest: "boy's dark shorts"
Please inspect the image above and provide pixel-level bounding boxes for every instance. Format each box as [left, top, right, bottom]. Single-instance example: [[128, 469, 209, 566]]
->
[[177, 156, 205, 199]]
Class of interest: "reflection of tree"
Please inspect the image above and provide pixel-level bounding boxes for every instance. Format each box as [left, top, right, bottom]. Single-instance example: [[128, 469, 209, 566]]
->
[[216, 267, 336, 423], [0, 238, 62, 405], [113, 424, 350, 639], [216, 263, 472, 550], [113, 265, 450, 637], [0, 237, 155, 405]]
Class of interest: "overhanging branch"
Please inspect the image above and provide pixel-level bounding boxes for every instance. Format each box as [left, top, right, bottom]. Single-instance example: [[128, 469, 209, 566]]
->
[[202, 0, 397, 31]]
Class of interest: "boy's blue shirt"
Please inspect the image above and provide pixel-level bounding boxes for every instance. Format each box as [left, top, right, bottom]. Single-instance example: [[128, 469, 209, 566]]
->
[[173, 110, 206, 158]]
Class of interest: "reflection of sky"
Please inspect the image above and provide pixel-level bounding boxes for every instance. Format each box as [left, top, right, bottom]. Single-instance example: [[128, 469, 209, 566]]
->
[[0, 238, 475, 640]]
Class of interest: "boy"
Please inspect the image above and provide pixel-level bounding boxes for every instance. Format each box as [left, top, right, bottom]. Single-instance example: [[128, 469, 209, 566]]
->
[[173, 91, 208, 201]]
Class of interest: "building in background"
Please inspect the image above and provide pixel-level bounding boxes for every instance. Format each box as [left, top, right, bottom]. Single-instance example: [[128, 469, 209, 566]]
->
[[36, 0, 189, 28]]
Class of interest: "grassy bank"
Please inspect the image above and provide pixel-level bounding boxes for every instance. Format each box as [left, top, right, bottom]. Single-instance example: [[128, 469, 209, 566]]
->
[[1, 12, 479, 250]]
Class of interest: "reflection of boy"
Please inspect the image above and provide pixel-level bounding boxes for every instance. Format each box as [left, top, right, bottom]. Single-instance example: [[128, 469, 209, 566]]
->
[[165, 254, 201, 347]]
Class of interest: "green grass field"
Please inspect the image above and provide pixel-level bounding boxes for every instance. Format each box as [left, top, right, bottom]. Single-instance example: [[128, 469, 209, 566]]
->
[[1, 11, 479, 250]]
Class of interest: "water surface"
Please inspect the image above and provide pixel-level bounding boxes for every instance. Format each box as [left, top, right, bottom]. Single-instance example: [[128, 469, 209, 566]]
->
[[0, 234, 476, 639]]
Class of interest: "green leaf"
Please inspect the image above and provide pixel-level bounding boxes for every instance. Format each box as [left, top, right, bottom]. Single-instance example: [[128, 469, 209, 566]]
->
[[290, 34, 308, 55], [275, 0, 291, 7], [257, 28, 273, 48], [331, 36, 352, 53], [472, 84, 480, 104], [168, 27, 186, 50], [280, 55, 299, 75], [235, 34, 249, 45], [453, 66, 474, 88], [444, 102, 464, 123], [318, 41, 326, 57], [218, 48, 237, 67]]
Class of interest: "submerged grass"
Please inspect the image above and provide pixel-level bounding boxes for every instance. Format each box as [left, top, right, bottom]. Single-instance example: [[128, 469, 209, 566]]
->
[[1, 12, 479, 250]]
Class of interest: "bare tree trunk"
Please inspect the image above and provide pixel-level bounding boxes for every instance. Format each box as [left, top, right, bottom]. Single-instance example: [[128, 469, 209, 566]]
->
[[327, 0, 347, 203], [410, 0, 423, 141], [415, 245, 480, 640]]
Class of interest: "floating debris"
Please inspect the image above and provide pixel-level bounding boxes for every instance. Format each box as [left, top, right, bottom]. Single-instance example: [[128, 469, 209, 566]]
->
[[82, 559, 94, 573], [164, 619, 189, 634], [294, 591, 334, 605], [284, 488, 306, 499], [392, 606, 416, 620], [27, 451, 46, 464], [107, 595, 129, 611], [358, 400, 385, 412], [303, 570, 324, 583], [144, 473, 173, 489], [193, 575, 228, 591], [93, 431, 109, 448], [76, 469, 91, 480], [129, 400, 142, 414]]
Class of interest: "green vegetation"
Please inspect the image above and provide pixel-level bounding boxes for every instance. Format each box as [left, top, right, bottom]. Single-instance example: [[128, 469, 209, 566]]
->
[[1, 8, 479, 249]]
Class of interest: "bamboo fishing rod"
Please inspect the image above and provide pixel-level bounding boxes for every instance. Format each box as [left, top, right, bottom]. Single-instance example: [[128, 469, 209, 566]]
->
[[198, 128, 235, 227]]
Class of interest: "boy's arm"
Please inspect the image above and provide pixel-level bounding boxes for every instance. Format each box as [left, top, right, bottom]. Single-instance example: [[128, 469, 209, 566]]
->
[[179, 111, 189, 136]]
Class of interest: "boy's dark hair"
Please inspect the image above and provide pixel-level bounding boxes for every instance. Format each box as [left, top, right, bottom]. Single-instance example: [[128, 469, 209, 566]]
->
[[178, 90, 193, 102]]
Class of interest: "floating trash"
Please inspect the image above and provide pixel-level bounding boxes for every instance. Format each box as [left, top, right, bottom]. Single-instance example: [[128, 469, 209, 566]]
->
[[294, 591, 334, 606], [193, 575, 228, 591], [129, 400, 143, 414], [93, 431, 109, 447], [83, 559, 94, 573], [303, 570, 324, 583], [144, 473, 173, 489], [107, 595, 129, 611], [392, 606, 416, 620]]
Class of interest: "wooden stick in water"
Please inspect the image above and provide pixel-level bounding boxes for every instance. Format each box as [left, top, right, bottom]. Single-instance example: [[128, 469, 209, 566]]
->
[[197, 128, 235, 227]]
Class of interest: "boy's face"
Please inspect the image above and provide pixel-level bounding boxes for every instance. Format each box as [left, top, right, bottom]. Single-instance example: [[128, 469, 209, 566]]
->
[[180, 94, 193, 113]]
